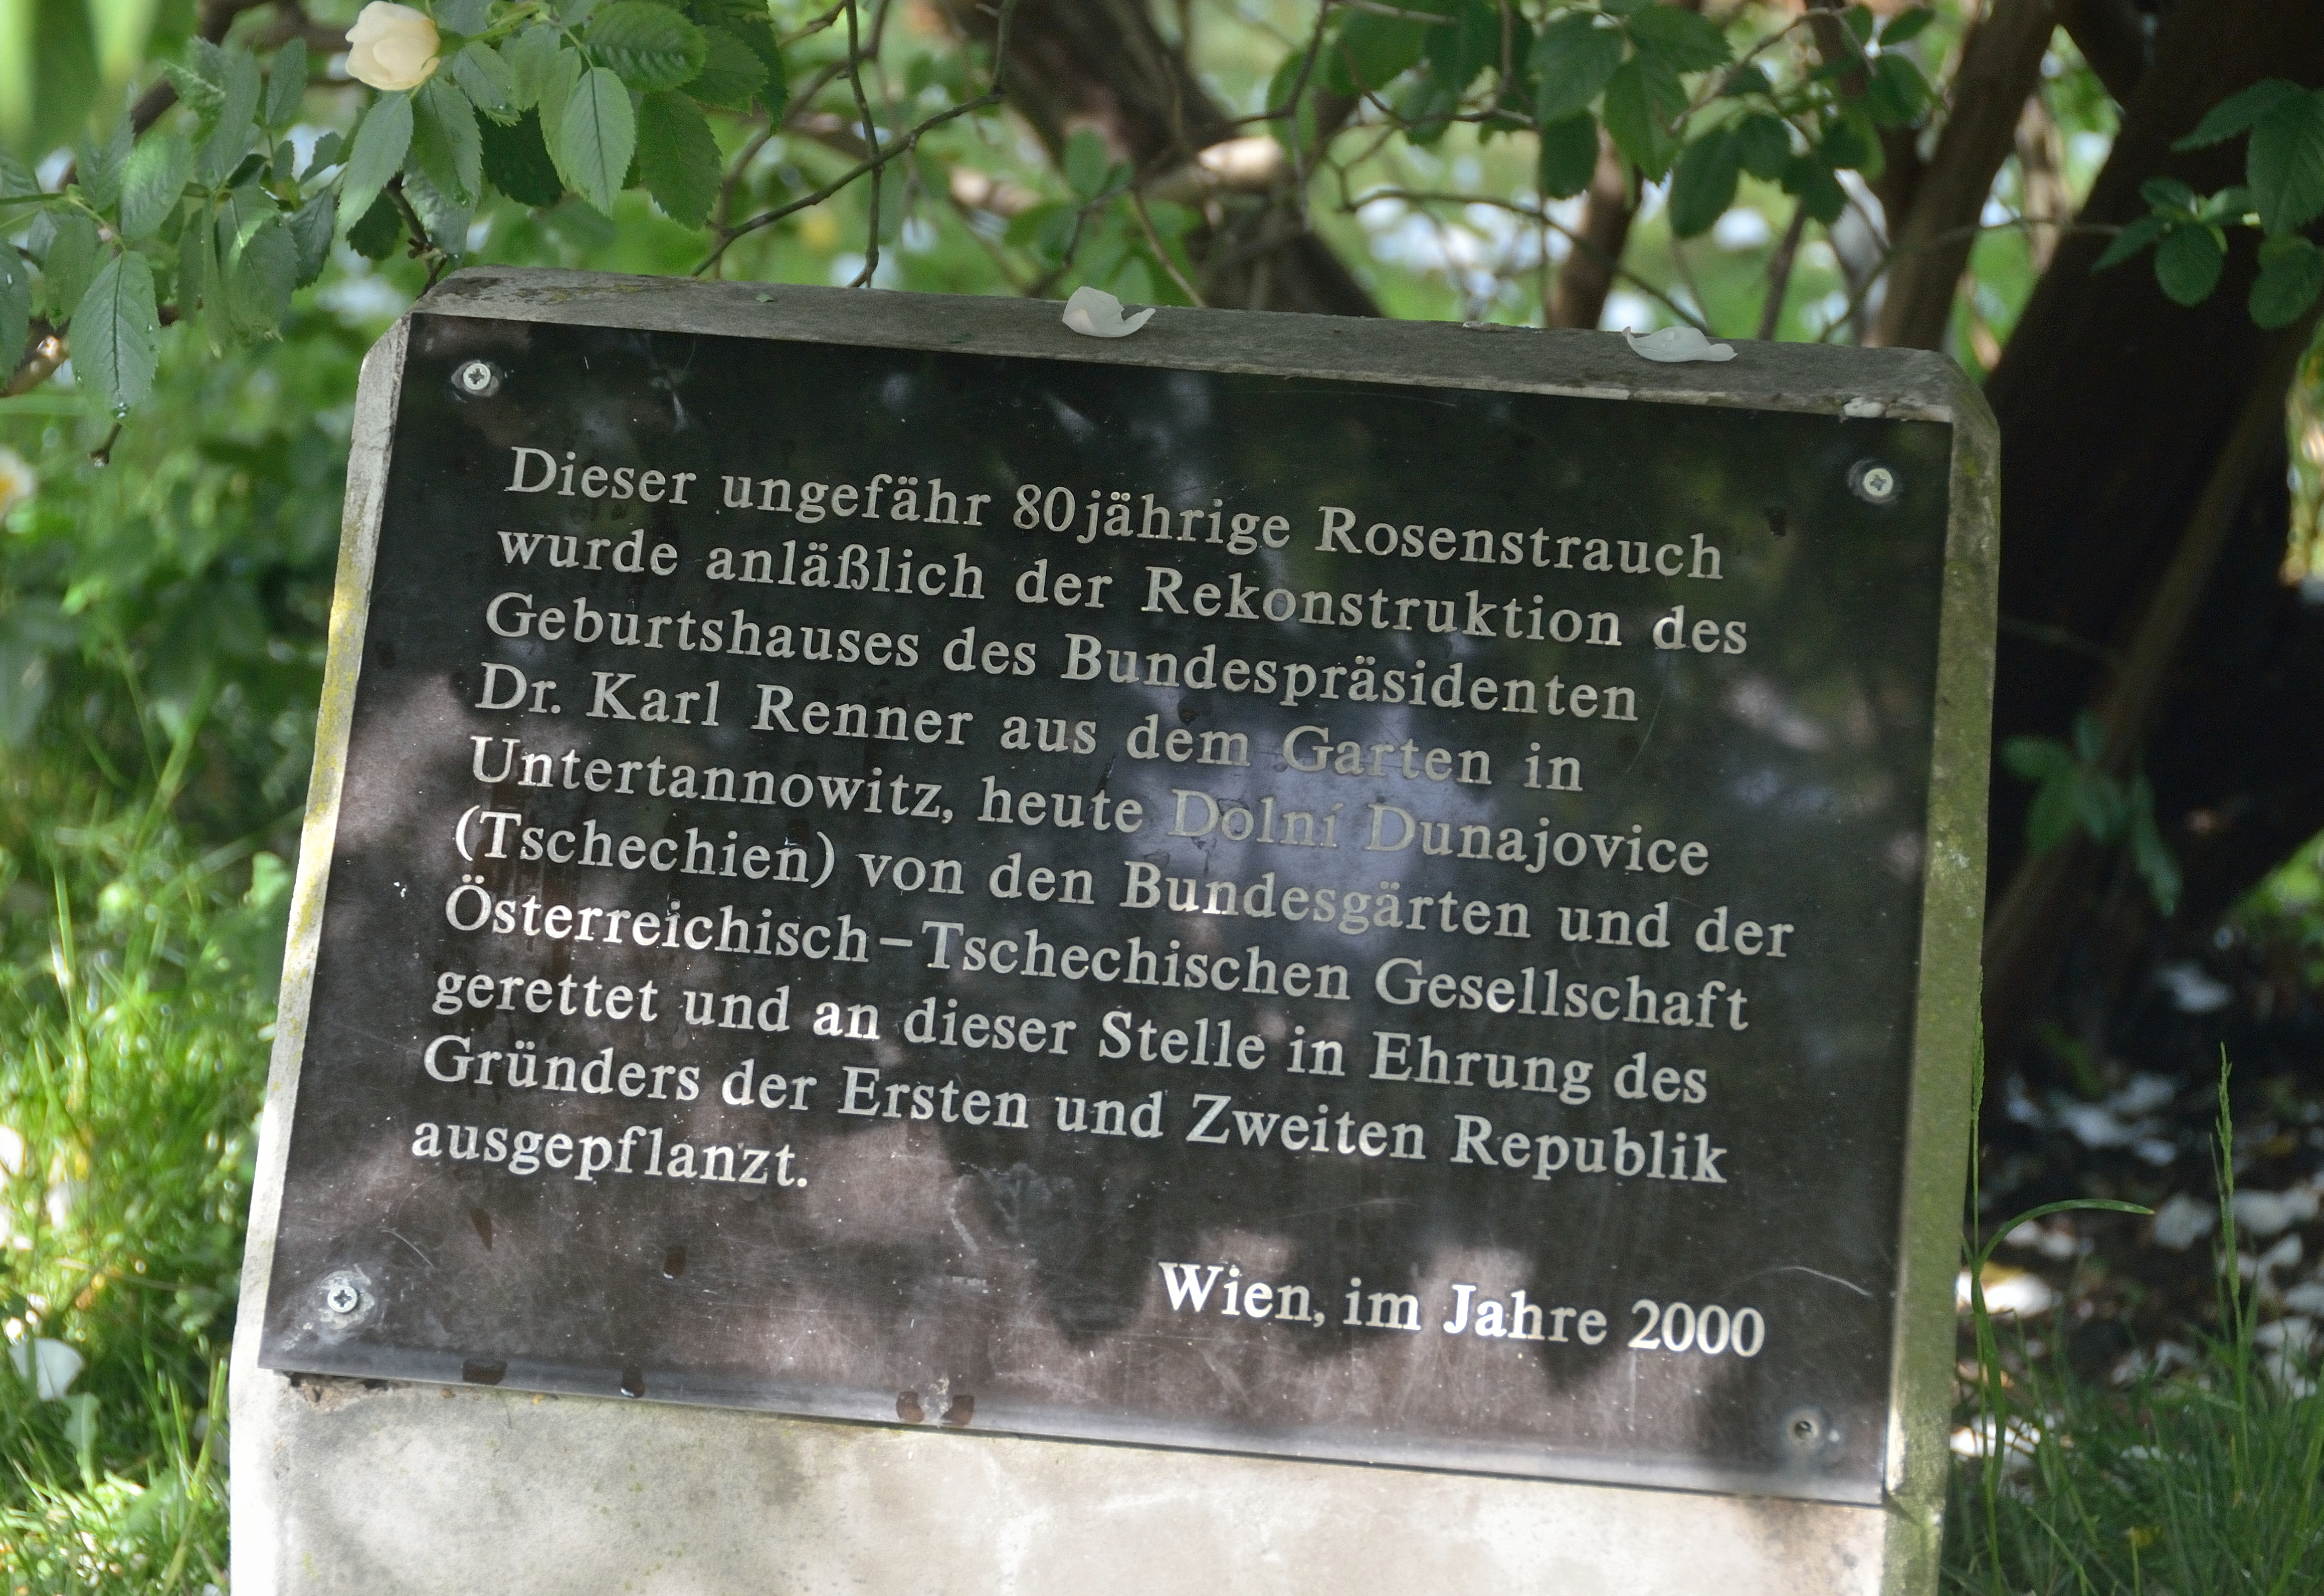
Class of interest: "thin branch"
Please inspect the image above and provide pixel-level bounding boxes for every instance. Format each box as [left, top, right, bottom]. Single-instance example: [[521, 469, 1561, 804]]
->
[[1757, 201, 1809, 341], [1131, 188, 1206, 307], [842, 0, 882, 287]]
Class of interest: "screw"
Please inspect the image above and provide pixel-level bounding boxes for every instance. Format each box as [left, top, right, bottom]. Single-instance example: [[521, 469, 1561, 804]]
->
[[1849, 460, 1898, 505], [323, 1279, 361, 1316], [453, 359, 500, 398]]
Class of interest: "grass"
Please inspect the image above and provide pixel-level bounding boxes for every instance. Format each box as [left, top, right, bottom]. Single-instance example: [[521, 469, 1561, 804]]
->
[[1946, 1065, 2324, 1593], [0, 713, 286, 1594]]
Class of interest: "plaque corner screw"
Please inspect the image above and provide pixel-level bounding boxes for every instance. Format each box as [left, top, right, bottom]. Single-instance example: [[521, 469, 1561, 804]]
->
[[1849, 460, 1898, 505], [453, 359, 501, 398], [321, 1276, 363, 1317]]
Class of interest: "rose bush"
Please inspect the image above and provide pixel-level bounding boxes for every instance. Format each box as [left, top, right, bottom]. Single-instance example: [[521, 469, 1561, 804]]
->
[[345, 2, 440, 93]]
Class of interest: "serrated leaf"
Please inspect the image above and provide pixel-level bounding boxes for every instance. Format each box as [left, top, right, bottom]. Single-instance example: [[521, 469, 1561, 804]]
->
[[2252, 235, 2324, 328], [402, 169, 471, 251], [1602, 55, 1682, 179], [437, 0, 492, 33], [535, 48, 587, 157], [164, 39, 230, 115], [76, 118, 133, 212], [305, 131, 345, 175], [337, 93, 413, 240], [0, 153, 37, 198], [688, 27, 767, 109], [71, 251, 159, 414], [414, 77, 484, 203], [1324, 14, 1425, 97], [636, 91, 720, 227], [1782, 152, 1846, 223], [452, 42, 518, 123], [177, 201, 212, 322], [2093, 212, 2165, 270], [587, 2, 707, 92], [1532, 12, 1625, 124], [2198, 183, 2253, 223], [118, 133, 194, 240], [226, 214, 296, 336], [265, 39, 308, 128], [481, 111, 566, 206], [1536, 112, 1598, 199], [40, 212, 100, 320], [502, 24, 563, 111], [1626, 6, 1730, 74], [2249, 89, 2324, 236], [1863, 53, 1929, 127], [345, 193, 402, 259], [2154, 223, 2225, 305], [1064, 128, 1109, 201], [287, 187, 336, 285], [0, 253, 28, 379], [1880, 8, 1936, 45], [2139, 175, 2198, 215], [1668, 128, 1740, 239], [1820, 112, 1872, 173], [1427, 0, 1514, 93], [554, 67, 636, 214], [2174, 78, 2305, 151], [198, 50, 263, 187], [1734, 112, 1791, 180]]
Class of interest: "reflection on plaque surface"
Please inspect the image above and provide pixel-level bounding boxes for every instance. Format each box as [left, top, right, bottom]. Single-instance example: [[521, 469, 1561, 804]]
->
[[259, 290, 1979, 1505]]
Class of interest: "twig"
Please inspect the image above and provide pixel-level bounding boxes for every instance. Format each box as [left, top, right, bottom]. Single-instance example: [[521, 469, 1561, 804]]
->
[[1131, 188, 1205, 306], [1758, 201, 1809, 341], [843, 0, 882, 287]]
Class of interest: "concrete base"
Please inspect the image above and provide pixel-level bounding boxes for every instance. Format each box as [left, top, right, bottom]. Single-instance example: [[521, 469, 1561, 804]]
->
[[230, 1363, 1897, 1594]]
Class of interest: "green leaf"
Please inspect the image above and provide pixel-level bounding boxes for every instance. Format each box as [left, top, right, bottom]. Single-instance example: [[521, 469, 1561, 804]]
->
[[71, 251, 159, 414], [39, 212, 101, 320], [346, 192, 403, 259], [1602, 55, 1682, 179], [1880, 8, 1936, 45], [1064, 128, 1110, 201], [337, 93, 413, 240], [1863, 53, 1929, 127], [481, 111, 566, 207], [1781, 152, 1846, 224], [2251, 234, 2324, 328], [689, 27, 768, 109], [535, 47, 587, 159], [2248, 89, 2324, 235], [2154, 223, 2225, 306], [1734, 113, 1790, 180], [1324, 14, 1425, 96], [587, 1, 707, 92], [1004, 201, 1079, 263], [177, 200, 212, 323], [2093, 212, 2166, 270], [1266, 47, 1322, 158], [163, 39, 230, 115], [1625, 6, 1730, 74], [1427, 0, 1516, 94], [437, 0, 492, 33], [452, 41, 518, 123], [264, 39, 308, 128], [0, 153, 37, 199], [0, 251, 28, 380], [2140, 175, 2199, 214], [1819, 112, 1872, 174], [502, 23, 563, 111], [287, 187, 336, 285], [198, 50, 263, 187], [1395, 74, 1459, 147], [1536, 112, 1599, 200], [1531, 12, 1624, 124], [402, 169, 472, 251], [2173, 78, 2305, 151], [1668, 128, 1741, 239], [118, 133, 195, 240], [1842, 4, 1878, 44], [636, 91, 720, 227], [2002, 735, 2074, 783], [554, 67, 637, 215], [225, 214, 296, 336], [75, 118, 133, 212], [414, 77, 484, 203]]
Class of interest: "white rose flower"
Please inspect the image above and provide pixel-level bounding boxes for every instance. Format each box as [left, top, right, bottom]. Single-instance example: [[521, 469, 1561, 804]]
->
[[346, 2, 442, 93], [0, 447, 34, 522]]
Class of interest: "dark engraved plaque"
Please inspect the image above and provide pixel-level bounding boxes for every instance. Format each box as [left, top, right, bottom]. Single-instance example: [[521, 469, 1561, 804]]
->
[[258, 280, 1987, 1507]]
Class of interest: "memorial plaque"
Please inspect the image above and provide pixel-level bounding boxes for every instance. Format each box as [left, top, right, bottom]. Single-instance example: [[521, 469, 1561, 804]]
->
[[250, 271, 1991, 1533]]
